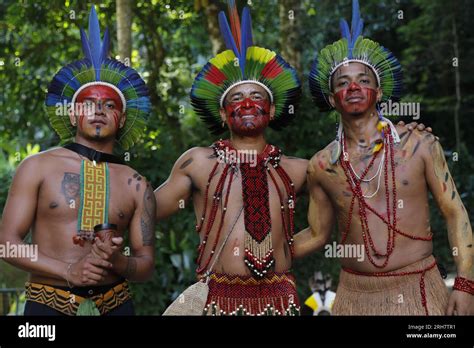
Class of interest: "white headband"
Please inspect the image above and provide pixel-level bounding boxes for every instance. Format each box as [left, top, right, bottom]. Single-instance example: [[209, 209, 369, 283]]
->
[[219, 80, 274, 107], [71, 81, 127, 113], [329, 59, 381, 91]]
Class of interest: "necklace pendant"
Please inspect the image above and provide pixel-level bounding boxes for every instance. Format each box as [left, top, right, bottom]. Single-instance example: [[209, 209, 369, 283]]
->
[[92, 160, 97, 167], [331, 141, 341, 165]]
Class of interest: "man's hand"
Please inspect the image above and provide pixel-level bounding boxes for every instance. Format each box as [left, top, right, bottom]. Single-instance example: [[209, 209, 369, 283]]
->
[[397, 120, 433, 134], [68, 255, 112, 286], [446, 290, 473, 315], [91, 236, 124, 263]]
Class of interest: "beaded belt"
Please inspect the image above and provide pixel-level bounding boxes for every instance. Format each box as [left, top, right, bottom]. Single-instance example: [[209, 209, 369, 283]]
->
[[203, 271, 300, 316], [25, 281, 131, 316]]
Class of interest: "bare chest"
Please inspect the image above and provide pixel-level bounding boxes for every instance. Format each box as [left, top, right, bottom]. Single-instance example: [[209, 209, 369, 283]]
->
[[321, 147, 427, 212], [36, 163, 136, 230]]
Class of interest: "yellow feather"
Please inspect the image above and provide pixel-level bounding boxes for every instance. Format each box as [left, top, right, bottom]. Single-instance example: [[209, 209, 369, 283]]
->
[[210, 50, 236, 69]]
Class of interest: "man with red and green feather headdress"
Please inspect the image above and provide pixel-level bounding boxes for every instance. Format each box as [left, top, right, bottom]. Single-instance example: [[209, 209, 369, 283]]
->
[[155, 1, 306, 315]]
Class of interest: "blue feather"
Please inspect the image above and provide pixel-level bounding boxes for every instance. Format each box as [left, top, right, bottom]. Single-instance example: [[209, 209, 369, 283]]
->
[[80, 28, 93, 64], [240, 7, 253, 77], [218, 11, 239, 57], [351, 0, 360, 38], [241, 7, 253, 48], [100, 28, 110, 63], [340, 19, 350, 40], [350, 0, 364, 45], [342, 0, 365, 58], [87, 6, 103, 79], [354, 19, 363, 41]]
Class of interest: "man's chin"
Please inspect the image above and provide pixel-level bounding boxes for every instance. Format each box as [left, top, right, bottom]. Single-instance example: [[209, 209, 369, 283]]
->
[[348, 111, 365, 117], [338, 108, 367, 118], [231, 126, 265, 137], [78, 130, 116, 142]]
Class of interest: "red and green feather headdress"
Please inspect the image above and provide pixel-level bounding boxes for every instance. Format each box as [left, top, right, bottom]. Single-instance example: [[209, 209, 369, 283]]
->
[[191, 1, 301, 135]]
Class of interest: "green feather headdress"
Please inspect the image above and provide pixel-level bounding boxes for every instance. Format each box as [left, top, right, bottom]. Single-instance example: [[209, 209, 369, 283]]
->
[[45, 6, 151, 150], [309, 0, 402, 112], [191, 1, 301, 135]]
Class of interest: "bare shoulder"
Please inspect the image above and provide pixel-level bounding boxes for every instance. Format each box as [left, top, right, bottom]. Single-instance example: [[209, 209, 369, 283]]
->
[[396, 125, 437, 144], [174, 146, 215, 171], [15, 147, 72, 176], [181, 146, 215, 161], [115, 163, 148, 181], [309, 140, 339, 175], [280, 155, 308, 189], [395, 125, 439, 157], [280, 155, 308, 175], [113, 164, 153, 197]]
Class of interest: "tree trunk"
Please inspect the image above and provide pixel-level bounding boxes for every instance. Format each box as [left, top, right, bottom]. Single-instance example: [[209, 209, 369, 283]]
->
[[279, 0, 302, 74], [116, 0, 132, 64], [203, 0, 224, 56]]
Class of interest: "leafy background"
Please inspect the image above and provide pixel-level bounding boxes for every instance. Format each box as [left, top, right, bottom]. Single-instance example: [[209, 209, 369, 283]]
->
[[0, 0, 472, 314]]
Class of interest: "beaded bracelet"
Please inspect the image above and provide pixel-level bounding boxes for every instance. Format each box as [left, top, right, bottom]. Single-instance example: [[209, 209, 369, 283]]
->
[[453, 276, 474, 295]]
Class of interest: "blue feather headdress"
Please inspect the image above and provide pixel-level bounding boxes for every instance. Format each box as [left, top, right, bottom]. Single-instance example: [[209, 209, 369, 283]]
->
[[45, 6, 151, 150], [309, 0, 402, 112], [190, 0, 301, 135]]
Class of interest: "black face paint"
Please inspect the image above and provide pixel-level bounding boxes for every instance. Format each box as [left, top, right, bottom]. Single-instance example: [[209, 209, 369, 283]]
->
[[95, 126, 101, 138]]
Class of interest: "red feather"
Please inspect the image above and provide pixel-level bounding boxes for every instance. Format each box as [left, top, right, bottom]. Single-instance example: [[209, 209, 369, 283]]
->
[[261, 57, 283, 79], [206, 65, 227, 85], [227, 1, 241, 53]]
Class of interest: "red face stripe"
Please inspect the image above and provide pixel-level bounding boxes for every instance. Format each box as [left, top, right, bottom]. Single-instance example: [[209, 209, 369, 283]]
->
[[75, 85, 124, 112], [74, 85, 124, 133], [334, 82, 377, 115], [225, 98, 271, 137]]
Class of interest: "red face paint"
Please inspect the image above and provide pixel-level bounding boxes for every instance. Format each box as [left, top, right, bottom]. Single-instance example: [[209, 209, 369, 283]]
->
[[75, 85, 123, 130], [334, 82, 377, 116], [225, 98, 271, 137]]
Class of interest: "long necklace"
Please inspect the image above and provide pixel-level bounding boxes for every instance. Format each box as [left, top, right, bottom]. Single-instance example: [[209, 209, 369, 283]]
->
[[342, 133, 386, 198], [196, 140, 296, 278], [340, 130, 397, 268]]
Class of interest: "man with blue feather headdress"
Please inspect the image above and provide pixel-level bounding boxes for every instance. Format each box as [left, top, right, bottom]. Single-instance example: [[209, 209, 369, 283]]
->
[[0, 6, 156, 315]]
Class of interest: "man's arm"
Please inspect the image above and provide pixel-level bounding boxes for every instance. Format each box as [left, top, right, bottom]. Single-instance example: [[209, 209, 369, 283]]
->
[[293, 156, 335, 259], [154, 148, 197, 221], [423, 138, 473, 314], [0, 155, 111, 285], [104, 180, 156, 282]]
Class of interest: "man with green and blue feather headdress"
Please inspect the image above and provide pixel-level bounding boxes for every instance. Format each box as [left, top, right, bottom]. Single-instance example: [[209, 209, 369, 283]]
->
[[294, 0, 473, 315]]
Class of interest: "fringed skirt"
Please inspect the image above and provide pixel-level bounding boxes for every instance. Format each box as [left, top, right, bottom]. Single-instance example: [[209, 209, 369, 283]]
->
[[332, 255, 449, 315], [203, 271, 300, 316]]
